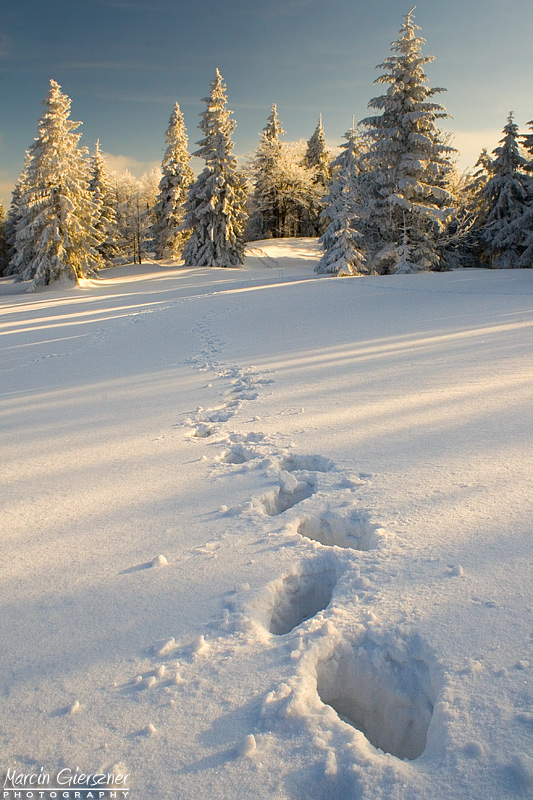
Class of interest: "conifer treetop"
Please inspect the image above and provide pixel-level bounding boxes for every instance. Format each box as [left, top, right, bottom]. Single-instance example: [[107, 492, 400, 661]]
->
[[490, 112, 528, 176], [367, 9, 447, 121], [306, 114, 330, 175], [521, 120, 533, 163], [262, 104, 285, 142], [195, 69, 237, 167], [36, 79, 84, 154]]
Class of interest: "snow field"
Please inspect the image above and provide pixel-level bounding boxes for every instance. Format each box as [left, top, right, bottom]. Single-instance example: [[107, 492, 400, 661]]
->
[[0, 241, 532, 799]]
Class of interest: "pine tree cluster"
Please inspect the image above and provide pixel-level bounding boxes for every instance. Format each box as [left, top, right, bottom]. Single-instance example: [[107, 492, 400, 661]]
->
[[3, 10, 532, 290]]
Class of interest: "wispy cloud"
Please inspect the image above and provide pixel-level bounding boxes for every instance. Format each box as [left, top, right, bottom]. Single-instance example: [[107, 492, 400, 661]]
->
[[89, 88, 199, 107], [443, 128, 502, 170], [57, 60, 160, 71], [103, 152, 161, 176], [94, 0, 170, 8], [0, 177, 15, 206], [95, 0, 148, 8]]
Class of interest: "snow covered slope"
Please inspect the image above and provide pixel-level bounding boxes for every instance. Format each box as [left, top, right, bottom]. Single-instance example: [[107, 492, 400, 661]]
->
[[1, 239, 532, 800]]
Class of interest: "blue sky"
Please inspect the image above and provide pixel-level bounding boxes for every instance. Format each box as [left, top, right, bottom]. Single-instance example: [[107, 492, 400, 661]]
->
[[1, 0, 532, 204]]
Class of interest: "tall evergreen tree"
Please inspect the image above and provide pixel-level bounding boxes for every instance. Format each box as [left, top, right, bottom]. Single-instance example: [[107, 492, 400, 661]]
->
[[247, 107, 320, 240], [303, 114, 331, 235], [517, 120, 533, 267], [5, 152, 32, 277], [521, 119, 533, 166], [0, 203, 8, 275], [9, 80, 103, 290], [479, 113, 531, 268], [263, 103, 285, 142], [359, 9, 456, 273], [305, 114, 331, 187], [452, 148, 492, 266], [316, 126, 366, 275], [88, 140, 119, 261], [154, 102, 194, 259], [182, 70, 247, 267], [248, 104, 286, 239]]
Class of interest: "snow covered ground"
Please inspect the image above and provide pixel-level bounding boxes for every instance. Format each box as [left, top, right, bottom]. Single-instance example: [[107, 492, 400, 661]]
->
[[1, 239, 532, 800]]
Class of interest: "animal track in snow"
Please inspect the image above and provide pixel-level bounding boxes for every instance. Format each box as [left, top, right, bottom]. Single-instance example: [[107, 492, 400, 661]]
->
[[315, 630, 436, 760], [295, 508, 382, 551], [265, 561, 338, 636], [258, 471, 315, 517]]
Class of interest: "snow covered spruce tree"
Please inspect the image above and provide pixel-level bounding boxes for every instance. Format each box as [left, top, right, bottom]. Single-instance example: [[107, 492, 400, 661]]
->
[[247, 106, 320, 240], [0, 203, 8, 275], [475, 114, 532, 268], [303, 114, 331, 235], [359, 8, 456, 273], [305, 115, 331, 187], [316, 126, 366, 275], [247, 104, 286, 239], [4, 152, 32, 277], [88, 140, 119, 261], [182, 70, 247, 267], [439, 148, 491, 269], [154, 102, 194, 259], [9, 80, 104, 290], [518, 119, 533, 267]]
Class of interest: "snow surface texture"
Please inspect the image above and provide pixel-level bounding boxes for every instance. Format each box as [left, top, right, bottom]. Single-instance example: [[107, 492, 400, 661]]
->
[[1, 238, 532, 799]]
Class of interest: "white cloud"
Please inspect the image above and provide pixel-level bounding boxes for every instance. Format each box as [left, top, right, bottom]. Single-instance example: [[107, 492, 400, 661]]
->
[[102, 152, 161, 176], [444, 128, 502, 171], [0, 178, 14, 207]]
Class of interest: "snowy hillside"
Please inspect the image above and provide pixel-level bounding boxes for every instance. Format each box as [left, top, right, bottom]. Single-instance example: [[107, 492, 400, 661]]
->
[[1, 239, 532, 800]]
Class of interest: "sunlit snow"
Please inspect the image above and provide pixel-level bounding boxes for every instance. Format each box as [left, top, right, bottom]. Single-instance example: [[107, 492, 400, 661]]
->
[[1, 239, 532, 799]]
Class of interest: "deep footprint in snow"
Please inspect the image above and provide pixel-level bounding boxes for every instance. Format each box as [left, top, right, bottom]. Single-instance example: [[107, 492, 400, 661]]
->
[[296, 508, 382, 551], [218, 444, 258, 465], [315, 632, 436, 760], [258, 471, 315, 517], [191, 423, 216, 439], [267, 563, 337, 635], [278, 453, 335, 473]]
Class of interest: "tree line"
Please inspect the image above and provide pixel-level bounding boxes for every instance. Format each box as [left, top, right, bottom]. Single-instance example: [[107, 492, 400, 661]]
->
[[1, 10, 532, 291]]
